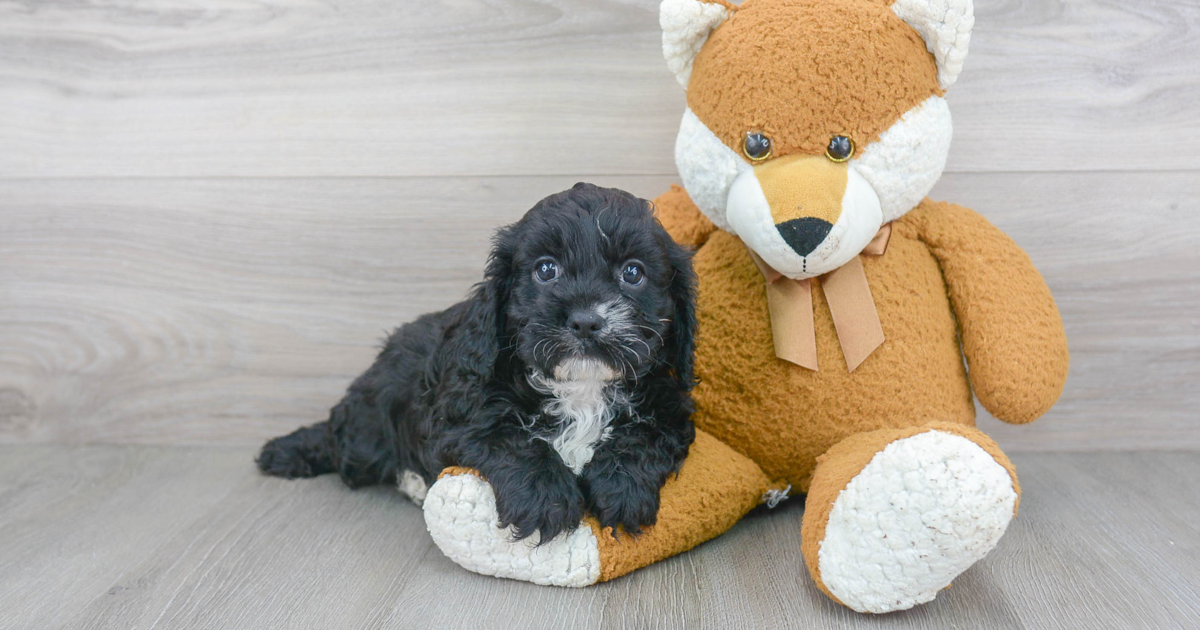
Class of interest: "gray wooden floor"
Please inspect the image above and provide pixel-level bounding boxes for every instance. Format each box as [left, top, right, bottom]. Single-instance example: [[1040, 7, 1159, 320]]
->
[[1, 446, 1197, 630]]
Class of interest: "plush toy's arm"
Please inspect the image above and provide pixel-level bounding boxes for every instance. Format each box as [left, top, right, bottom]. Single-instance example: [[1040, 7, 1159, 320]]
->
[[652, 185, 719, 250], [910, 199, 1069, 424]]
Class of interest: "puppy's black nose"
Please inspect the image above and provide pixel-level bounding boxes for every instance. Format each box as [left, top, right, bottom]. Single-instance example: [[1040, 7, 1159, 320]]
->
[[567, 310, 605, 339], [776, 217, 833, 256]]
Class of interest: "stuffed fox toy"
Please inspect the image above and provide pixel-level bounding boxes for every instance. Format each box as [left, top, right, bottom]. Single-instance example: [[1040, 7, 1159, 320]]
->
[[422, 0, 1069, 613]]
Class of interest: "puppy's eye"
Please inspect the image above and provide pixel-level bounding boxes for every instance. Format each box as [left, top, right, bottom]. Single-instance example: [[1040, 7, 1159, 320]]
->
[[743, 132, 773, 162], [826, 135, 855, 162], [534, 258, 559, 283], [620, 262, 645, 286]]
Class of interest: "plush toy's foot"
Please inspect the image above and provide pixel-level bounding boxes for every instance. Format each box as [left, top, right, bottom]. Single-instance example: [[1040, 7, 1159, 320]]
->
[[423, 430, 776, 586], [801, 423, 1020, 614]]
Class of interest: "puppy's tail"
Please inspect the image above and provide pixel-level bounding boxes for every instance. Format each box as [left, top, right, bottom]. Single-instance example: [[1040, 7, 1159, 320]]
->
[[256, 422, 336, 479]]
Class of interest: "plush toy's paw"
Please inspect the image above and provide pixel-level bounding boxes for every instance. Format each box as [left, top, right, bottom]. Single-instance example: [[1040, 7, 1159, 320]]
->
[[809, 430, 1018, 613], [423, 470, 601, 587]]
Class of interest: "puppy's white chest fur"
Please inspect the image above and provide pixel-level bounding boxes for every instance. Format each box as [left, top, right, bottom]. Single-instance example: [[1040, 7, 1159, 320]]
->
[[530, 359, 622, 474]]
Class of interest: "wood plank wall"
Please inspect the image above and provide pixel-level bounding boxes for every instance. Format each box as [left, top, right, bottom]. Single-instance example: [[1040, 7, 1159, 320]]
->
[[2, 0, 1197, 450]]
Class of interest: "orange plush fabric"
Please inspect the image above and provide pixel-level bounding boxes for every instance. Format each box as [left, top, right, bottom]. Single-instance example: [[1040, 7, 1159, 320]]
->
[[906, 201, 1071, 423], [688, 0, 941, 159], [652, 183, 1069, 491], [589, 429, 777, 582], [678, 204, 981, 492], [652, 184, 718, 250]]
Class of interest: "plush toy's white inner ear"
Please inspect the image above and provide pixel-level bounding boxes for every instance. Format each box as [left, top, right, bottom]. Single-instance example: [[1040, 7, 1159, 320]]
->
[[661, 0, 733, 88], [891, 0, 974, 89]]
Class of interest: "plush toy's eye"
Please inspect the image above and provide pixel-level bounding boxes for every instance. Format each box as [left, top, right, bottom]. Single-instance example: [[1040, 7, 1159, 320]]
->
[[620, 261, 645, 286], [826, 135, 855, 162], [743, 132, 773, 162], [534, 258, 559, 283]]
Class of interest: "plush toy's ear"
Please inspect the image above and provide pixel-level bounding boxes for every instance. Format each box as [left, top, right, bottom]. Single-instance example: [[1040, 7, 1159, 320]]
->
[[891, 0, 974, 89], [660, 0, 736, 88]]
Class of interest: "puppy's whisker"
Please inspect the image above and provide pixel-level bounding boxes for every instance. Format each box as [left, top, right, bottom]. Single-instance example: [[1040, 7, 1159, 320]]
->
[[628, 335, 653, 358], [534, 337, 553, 363], [634, 324, 665, 345]]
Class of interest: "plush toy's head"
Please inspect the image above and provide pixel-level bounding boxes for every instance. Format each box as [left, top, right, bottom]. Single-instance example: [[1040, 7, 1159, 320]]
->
[[662, 0, 972, 278]]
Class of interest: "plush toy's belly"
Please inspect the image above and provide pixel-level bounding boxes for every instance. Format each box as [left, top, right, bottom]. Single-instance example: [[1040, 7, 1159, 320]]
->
[[691, 226, 975, 492]]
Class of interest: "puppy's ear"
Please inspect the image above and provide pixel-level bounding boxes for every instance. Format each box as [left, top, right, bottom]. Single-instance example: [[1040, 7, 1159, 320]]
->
[[662, 227, 698, 390], [483, 223, 518, 342], [451, 222, 518, 380]]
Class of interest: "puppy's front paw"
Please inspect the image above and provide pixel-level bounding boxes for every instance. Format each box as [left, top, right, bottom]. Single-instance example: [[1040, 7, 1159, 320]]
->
[[587, 478, 660, 536], [493, 466, 585, 543]]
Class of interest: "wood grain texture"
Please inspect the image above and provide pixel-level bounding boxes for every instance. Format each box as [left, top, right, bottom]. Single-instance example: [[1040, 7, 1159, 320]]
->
[[1, 0, 1198, 178], [1, 446, 1197, 629], [929, 171, 1200, 451], [3, 173, 1196, 450], [0, 175, 670, 445]]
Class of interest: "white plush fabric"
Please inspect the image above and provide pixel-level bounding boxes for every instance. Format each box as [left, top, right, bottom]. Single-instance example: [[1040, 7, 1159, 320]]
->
[[677, 95, 951, 261], [660, 0, 732, 88], [853, 95, 953, 222], [424, 473, 602, 587], [817, 430, 1017, 613], [800, 166, 884, 277], [725, 162, 882, 279], [675, 107, 745, 231], [891, 0, 974, 90]]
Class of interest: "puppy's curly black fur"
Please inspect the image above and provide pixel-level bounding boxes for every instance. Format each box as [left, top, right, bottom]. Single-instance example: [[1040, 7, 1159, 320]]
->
[[258, 183, 697, 542]]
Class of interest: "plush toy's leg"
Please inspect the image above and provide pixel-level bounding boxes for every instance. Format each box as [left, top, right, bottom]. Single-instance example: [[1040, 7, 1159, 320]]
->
[[422, 430, 779, 586], [801, 422, 1020, 614]]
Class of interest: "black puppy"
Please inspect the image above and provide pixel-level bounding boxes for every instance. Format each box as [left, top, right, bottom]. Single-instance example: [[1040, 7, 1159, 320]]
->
[[258, 183, 697, 542]]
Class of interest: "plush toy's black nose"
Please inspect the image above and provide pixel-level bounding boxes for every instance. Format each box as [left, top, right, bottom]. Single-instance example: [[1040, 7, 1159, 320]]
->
[[567, 310, 605, 339], [776, 217, 833, 256]]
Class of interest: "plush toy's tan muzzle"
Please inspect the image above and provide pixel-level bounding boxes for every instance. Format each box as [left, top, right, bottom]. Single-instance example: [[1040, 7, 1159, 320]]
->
[[754, 154, 849, 256]]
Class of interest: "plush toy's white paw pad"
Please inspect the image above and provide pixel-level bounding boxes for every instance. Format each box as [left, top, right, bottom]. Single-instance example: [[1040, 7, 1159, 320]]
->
[[818, 430, 1017, 613], [423, 473, 601, 587]]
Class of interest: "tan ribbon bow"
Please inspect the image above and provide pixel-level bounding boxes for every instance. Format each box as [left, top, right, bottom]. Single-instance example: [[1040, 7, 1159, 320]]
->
[[748, 223, 892, 372]]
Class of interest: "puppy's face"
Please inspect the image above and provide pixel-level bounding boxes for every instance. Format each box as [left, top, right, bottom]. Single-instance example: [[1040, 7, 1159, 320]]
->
[[493, 184, 695, 385]]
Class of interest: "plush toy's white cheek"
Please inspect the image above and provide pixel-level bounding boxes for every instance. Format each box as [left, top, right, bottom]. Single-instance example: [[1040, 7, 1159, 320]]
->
[[854, 95, 953, 222], [804, 167, 885, 274], [725, 168, 786, 262], [675, 108, 746, 231]]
